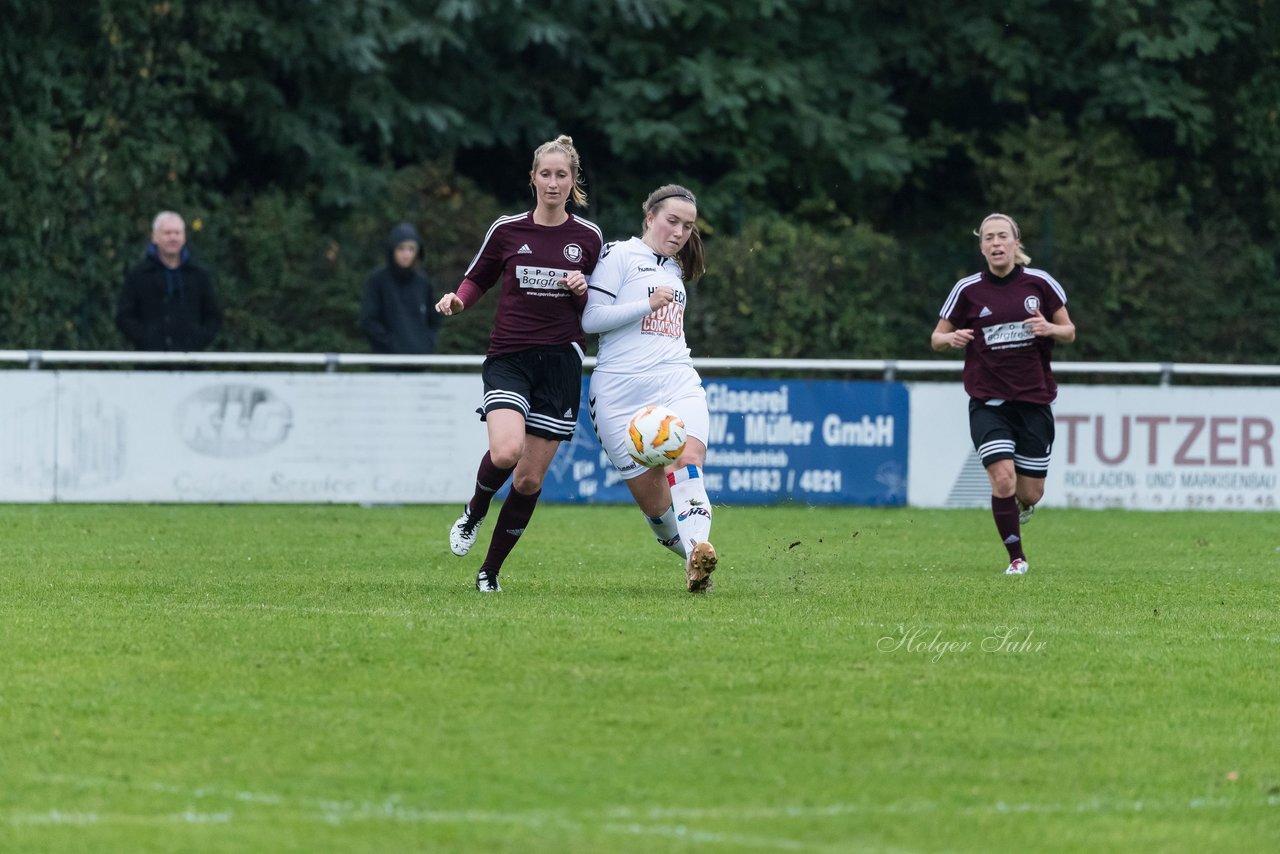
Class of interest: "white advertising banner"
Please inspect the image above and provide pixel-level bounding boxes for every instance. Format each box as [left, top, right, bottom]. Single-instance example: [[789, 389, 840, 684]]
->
[[0, 372, 58, 500], [7, 371, 1276, 510], [1, 371, 489, 503], [908, 383, 1280, 511]]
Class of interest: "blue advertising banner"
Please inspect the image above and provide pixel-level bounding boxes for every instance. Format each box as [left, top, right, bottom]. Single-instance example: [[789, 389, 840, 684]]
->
[[540, 378, 909, 505]]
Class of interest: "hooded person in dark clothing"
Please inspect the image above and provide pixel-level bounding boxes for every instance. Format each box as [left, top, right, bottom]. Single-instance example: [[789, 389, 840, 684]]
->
[[116, 211, 222, 351], [360, 223, 441, 356]]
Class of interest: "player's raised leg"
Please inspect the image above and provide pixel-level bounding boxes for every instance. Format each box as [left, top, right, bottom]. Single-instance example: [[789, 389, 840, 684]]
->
[[476, 432, 560, 590], [625, 469, 687, 558], [449, 400, 522, 558]]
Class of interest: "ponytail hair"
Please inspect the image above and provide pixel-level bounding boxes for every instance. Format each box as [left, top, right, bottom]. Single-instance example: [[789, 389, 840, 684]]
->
[[642, 184, 706, 281], [975, 212, 1031, 265], [531, 134, 588, 208]]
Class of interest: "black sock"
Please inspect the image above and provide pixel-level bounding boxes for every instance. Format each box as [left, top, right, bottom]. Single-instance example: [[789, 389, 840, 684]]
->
[[468, 451, 514, 520], [992, 495, 1024, 561], [480, 487, 541, 577]]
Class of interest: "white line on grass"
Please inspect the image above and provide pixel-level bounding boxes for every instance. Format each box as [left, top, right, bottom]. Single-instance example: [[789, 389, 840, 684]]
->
[[135, 597, 867, 627], [21, 773, 1278, 840], [9, 810, 233, 826], [602, 822, 816, 850], [147, 601, 418, 619], [606, 803, 934, 819], [9, 810, 99, 826], [608, 796, 1280, 820]]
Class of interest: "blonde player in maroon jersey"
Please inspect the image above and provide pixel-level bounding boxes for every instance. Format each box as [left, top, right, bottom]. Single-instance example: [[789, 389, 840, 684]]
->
[[931, 213, 1076, 576], [435, 135, 603, 592]]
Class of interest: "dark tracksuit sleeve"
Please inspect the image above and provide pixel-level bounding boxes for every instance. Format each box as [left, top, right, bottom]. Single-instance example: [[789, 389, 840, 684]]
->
[[426, 277, 442, 332], [194, 276, 222, 350], [425, 291, 442, 352], [359, 277, 394, 351], [115, 271, 146, 348]]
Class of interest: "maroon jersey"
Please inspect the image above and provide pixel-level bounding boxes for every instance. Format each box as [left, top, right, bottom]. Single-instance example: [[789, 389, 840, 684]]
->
[[460, 211, 603, 356], [939, 265, 1067, 403]]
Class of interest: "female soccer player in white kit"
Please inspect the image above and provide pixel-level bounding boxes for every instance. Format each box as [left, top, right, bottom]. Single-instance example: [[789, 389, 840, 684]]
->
[[583, 184, 718, 592]]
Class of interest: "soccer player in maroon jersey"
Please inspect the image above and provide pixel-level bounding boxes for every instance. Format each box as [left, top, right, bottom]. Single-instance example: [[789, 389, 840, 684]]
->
[[435, 135, 603, 591], [931, 213, 1076, 575]]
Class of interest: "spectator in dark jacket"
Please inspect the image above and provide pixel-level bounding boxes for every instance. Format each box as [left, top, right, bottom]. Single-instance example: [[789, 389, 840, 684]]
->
[[116, 211, 222, 351], [360, 223, 441, 355]]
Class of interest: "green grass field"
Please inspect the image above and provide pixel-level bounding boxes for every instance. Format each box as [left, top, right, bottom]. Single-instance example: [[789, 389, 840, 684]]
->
[[1, 503, 1276, 853]]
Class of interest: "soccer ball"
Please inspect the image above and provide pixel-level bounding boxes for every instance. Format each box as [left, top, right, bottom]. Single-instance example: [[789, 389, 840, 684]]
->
[[626, 404, 687, 468]]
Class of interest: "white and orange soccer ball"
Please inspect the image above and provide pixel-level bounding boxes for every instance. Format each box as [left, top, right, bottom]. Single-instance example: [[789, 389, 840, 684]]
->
[[626, 404, 687, 468]]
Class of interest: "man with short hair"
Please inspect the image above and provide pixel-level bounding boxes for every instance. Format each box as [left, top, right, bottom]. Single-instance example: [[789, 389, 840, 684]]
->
[[116, 211, 222, 351]]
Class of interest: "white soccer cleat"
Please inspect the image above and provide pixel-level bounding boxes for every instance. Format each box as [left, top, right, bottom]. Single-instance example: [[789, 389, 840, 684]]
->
[[475, 570, 502, 592], [1005, 558, 1029, 576], [1016, 498, 1036, 525], [449, 505, 485, 556], [686, 540, 718, 593]]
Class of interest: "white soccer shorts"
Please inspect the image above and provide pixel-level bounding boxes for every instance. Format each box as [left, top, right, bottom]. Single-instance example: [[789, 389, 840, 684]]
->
[[588, 366, 708, 481]]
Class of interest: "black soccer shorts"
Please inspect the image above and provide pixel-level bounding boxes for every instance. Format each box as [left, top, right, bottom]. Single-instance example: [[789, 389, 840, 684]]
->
[[479, 344, 583, 442], [968, 398, 1055, 477]]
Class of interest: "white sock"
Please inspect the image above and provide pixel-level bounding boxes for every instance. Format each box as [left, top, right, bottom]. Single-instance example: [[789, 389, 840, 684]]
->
[[645, 507, 685, 557], [668, 465, 713, 556]]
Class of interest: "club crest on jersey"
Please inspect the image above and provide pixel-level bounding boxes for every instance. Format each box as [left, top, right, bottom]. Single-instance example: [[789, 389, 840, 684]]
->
[[563, 243, 583, 263], [1024, 295, 1041, 314]]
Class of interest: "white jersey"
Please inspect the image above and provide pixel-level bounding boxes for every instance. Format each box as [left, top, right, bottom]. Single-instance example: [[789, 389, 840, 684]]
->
[[584, 236, 692, 375]]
